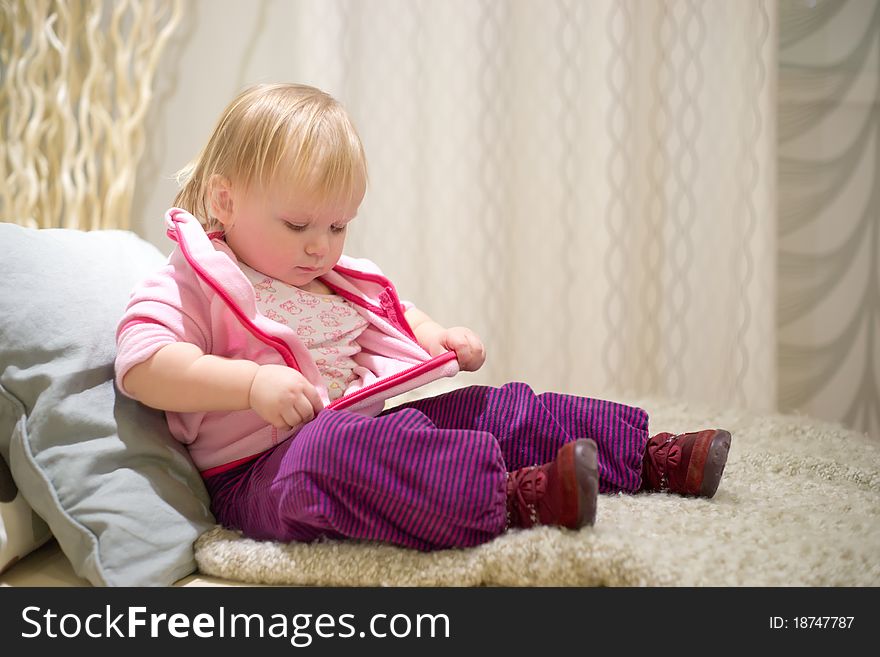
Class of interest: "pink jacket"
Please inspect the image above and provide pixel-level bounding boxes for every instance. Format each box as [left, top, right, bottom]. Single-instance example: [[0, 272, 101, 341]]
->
[[115, 208, 460, 473]]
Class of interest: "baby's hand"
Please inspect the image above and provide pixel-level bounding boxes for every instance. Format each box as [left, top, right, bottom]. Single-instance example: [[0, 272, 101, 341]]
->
[[249, 364, 324, 430], [437, 326, 486, 372]]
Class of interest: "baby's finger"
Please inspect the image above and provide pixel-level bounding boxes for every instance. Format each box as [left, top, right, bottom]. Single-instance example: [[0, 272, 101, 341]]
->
[[462, 337, 485, 371], [281, 406, 304, 430], [271, 416, 291, 430], [447, 332, 470, 353], [292, 395, 316, 423], [464, 332, 480, 354], [429, 342, 449, 358], [303, 384, 325, 414]]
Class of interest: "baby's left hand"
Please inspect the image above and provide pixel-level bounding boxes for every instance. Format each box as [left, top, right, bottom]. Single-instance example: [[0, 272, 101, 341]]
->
[[436, 326, 486, 372]]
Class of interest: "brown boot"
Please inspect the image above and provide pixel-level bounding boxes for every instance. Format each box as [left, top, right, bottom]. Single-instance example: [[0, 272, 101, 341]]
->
[[641, 429, 731, 498], [506, 438, 599, 529]]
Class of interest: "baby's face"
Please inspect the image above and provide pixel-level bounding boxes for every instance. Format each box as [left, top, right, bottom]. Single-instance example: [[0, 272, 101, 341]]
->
[[221, 179, 364, 288]]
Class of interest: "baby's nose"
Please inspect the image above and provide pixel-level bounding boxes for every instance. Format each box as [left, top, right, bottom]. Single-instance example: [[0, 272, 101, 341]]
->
[[305, 235, 328, 256]]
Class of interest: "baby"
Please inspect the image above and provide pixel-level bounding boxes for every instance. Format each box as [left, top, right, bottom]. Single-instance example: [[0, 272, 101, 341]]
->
[[116, 83, 731, 550]]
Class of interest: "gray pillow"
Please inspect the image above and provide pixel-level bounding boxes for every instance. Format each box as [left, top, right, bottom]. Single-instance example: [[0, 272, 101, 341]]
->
[[0, 452, 51, 574], [0, 222, 215, 586]]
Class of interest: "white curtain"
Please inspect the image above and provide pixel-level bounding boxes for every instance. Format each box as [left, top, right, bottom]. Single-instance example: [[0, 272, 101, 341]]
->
[[778, 0, 880, 439], [278, 0, 778, 411], [138, 0, 778, 415]]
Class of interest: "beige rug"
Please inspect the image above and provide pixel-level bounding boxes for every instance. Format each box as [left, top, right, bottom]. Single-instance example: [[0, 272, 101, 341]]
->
[[194, 396, 880, 586]]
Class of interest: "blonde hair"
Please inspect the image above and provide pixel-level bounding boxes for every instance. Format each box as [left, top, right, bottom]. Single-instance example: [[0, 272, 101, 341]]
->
[[174, 83, 367, 229]]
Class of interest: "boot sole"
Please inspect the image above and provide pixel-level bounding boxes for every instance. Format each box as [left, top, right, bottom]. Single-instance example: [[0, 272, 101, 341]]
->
[[696, 429, 732, 498], [571, 438, 599, 527]]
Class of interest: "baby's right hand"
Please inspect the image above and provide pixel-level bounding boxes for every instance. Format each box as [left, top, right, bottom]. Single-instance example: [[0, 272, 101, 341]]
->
[[248, 364, 324, 430]]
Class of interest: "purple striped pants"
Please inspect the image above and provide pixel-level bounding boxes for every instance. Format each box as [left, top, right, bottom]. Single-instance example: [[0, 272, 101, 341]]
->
[[204, 382, 648, 550]]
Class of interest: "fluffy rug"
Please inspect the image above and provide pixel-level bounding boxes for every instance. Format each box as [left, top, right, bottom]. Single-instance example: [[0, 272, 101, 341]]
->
[[194, 395, 880, 586]]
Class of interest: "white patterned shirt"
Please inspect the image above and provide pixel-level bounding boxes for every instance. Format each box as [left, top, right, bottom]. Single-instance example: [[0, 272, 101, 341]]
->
[[238, 263, 368, 401]]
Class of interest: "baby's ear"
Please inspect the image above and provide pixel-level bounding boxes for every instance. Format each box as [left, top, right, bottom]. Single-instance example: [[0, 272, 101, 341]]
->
[[208, 175, 234, 227]]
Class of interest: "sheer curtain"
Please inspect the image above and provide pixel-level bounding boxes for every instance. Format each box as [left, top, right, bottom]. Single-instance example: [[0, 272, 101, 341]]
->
[[778, 0, 880, 438], [283, 0, 778, 411], [136, 0, 778, 415]]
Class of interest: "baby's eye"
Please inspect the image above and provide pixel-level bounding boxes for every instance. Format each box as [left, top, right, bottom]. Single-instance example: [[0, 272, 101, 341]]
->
[[283, 221, 306, 232], [330, 225, 347, 234]]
